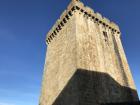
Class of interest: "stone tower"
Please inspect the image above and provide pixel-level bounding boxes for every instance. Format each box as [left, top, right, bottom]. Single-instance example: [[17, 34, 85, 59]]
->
[[39, 0, 139, 105]]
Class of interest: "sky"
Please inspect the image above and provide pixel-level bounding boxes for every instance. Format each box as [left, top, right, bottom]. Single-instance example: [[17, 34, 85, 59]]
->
[[0, 0, 139, 105]]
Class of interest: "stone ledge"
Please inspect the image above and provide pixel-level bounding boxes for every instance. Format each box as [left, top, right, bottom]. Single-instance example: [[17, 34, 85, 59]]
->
[[46, 0, 121, 45]]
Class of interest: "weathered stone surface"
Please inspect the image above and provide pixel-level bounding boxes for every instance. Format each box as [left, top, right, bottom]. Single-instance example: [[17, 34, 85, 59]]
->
[[39, 0, 139, 105]]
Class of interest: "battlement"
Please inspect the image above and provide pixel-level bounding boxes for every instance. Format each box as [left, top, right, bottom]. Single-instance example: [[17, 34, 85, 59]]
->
[[46, 0, 121, 45]]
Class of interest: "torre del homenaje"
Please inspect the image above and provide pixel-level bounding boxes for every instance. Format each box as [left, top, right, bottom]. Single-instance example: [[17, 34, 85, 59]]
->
[[39, 0, 139, 105]]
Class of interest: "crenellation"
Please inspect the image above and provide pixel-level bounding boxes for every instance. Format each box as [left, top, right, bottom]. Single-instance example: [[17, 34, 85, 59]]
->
[[85, 6, 94, 14], [74, 1, 84, 8], [110, 22, 120, 32], [68, 10, 73, 16], [71, 6, 76, 12], [96, 12, 102, 21], [60, 10, 67, 20], [102, 17, 110, 27], [60, 21, 64, 27], [46, 0, 121, 45], [80, 8, 84, 13], [62, 17, 67, 24], [67, 0, 75, 10], [46, 9, 75, 44]]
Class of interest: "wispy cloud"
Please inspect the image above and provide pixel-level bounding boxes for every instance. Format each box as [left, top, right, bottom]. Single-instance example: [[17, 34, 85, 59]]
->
[[0, 102, 15, 105]]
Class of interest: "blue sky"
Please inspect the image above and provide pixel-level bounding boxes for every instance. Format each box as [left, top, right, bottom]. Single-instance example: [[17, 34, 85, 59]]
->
[[0, 0, 139, 105]]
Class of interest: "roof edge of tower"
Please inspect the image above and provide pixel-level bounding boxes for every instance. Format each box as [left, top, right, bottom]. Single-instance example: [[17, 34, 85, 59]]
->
[[46, 0, 120, 45]]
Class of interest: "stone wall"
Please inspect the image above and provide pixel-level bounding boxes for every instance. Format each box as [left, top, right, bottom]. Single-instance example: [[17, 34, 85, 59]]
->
[[75, 7, 139, 103], [39, 11, 78, 105]]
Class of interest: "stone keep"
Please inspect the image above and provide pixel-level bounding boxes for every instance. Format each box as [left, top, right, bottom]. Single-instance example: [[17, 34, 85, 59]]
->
[[39, 0, 139, 105]]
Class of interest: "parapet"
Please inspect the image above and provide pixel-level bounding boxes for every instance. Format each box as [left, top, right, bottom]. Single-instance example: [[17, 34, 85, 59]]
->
[[46, 0, 121, 45]]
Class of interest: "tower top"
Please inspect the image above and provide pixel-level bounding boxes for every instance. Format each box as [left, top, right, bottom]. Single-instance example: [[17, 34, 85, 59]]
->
[[72, 0, 79, 2], [46, 0, 120, 45]]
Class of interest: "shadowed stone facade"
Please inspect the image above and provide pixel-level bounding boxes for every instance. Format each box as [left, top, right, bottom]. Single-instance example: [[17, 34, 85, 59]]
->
[[39, 0, 139, 105]]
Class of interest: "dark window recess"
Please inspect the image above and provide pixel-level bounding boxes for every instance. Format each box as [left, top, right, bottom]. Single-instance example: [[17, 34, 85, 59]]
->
[[46, 40, 49, 44], [88, 14, 91, 17], [48, 38, 51, 42], [103, 31, 108, 42], [103, 23, 106, 26], [58, 25, 62, 30], [50, 35, 53, 40], [63, 18, 67, 23], [51, 33, 55, 38], [56, 27, 59, 32], [84, 11, 88, 15], [103, 31, 107, 37], [92, 16, 95, 19], [106, 24, 109, 27], [60, 22, 64, 27], [76, 6, 80, 10], [56, 25, 62, 32], [112, 29, 115, 32], [95, 18, 99, 22], [71, 6, 76, 11], [65, 15, 70, 20], [80, 9, 84, 13], [117, 31, 120, 34], [68, 11, 72, 16], [99, 21, 102, 23], [53, 30, 57, 35]]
